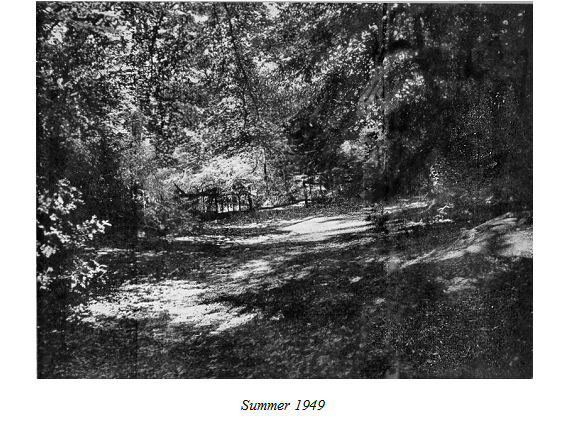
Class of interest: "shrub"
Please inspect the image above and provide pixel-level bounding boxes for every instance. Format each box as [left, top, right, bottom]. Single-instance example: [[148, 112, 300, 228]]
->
[[37, 179, 111, 294]]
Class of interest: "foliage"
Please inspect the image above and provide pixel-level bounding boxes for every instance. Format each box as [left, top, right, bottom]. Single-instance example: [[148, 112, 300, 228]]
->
[[36, 4, 533, 379], [41, 197, 531, 378], [37, 2, 532, 228], [279, 3, 532, 202], [37, 179, 110, 292]]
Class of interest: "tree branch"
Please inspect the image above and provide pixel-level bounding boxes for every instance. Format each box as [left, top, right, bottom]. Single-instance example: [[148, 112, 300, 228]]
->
[[223, 3, 260, 119]]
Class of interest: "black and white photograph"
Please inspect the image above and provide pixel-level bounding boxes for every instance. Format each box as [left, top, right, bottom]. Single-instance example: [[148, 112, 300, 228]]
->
[[35, 0, 534, 381]]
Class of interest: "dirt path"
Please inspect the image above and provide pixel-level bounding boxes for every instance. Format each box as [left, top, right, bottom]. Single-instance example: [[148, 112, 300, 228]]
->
[[46, 206, 532, 378], [80, 211, 375, 331]]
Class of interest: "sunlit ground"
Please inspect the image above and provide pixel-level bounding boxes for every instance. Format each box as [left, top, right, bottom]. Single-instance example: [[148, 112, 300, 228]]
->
[[41, 201, 532, 378]]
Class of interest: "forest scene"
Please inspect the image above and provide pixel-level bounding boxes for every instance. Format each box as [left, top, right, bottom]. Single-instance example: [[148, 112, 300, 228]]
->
[[37, 1, 532, 378]]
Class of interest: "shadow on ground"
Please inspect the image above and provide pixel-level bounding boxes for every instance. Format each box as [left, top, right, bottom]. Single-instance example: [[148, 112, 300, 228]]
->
[[38, 207, 532, 378]]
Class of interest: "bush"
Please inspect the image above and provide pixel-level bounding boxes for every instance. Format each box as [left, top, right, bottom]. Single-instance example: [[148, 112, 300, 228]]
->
[[37, 179, 111, 294]]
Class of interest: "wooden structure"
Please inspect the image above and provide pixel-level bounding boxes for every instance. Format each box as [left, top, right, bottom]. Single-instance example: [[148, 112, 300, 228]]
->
[[294, 174, 327, 206], [174, 182, 254, 214]]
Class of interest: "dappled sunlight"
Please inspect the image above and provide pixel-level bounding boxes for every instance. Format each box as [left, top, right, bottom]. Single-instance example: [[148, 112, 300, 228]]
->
[[283, 214, 371, 234], [389, 213, 534, 267], [54, 205, 532, 378], [234, 233, 292, 245], [77, 279, 257, 333], [222, 215, 373, 245], [438, 276, 478, 294], [436, 225, 532, 262], [173, 234, 232, 244], [383, 199, 428, 214], [220, 221, 272, 230], [230, 259, 273, 280], [96, 247, 130, 256], [307, 237, 374, 254], [134, 250, 167, 259], [498, 229, 533, 258], [37, 0, 533, 381]]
